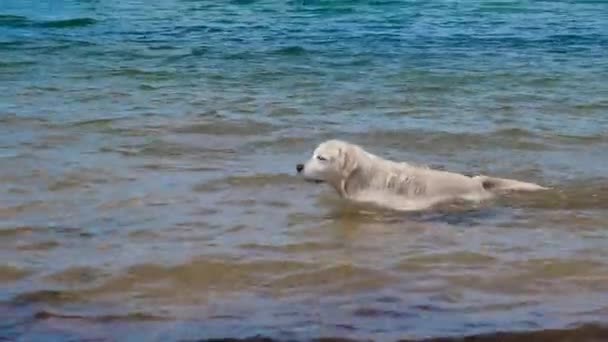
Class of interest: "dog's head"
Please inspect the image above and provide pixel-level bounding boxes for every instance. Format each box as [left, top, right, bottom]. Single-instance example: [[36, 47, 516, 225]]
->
[[296, 140, 359, 193]]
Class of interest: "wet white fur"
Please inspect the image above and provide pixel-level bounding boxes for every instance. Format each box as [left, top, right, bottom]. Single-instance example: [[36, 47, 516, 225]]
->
[[300, 140, 548, 211]]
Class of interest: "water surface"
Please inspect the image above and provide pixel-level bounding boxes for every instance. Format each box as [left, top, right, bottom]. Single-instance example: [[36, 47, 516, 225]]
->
[[1, 0, 608, 340]]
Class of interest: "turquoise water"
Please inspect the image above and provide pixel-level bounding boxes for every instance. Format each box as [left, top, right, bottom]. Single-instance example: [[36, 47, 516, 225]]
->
[[1, 1, 608, 341], [2, 1, 606, 130]]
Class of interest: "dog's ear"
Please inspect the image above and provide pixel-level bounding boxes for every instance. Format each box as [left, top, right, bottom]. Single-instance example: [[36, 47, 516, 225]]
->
[[332, 146, 360, 197], [338, 146, 358, 178], [338, 147, 359, 181]]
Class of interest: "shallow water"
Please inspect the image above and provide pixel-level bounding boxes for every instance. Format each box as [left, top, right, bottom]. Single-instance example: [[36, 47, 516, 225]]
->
[[1, 0, 608, 341]]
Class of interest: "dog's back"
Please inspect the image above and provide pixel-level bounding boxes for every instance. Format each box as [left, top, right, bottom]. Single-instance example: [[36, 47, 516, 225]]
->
[[345, 143, 547, 210]]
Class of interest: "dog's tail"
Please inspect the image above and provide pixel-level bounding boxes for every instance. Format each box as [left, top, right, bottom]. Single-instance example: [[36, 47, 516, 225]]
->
[[473, 175, 549, 192]]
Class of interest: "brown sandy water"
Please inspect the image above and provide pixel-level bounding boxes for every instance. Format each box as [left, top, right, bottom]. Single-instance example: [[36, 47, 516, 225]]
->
[[1, 0, 608, 340], [1, 115, 608, 341]]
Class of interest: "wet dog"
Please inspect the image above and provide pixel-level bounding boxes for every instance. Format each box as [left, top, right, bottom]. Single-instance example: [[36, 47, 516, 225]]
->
[[296, 140, 548, 211]]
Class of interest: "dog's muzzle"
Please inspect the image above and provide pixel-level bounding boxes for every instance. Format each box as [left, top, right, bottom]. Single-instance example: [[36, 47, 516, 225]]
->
[[296, 163, 323, 183]]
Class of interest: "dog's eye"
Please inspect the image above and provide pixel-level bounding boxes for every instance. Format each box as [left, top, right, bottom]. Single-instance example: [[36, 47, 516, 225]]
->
[[316, 155, 327, 161]]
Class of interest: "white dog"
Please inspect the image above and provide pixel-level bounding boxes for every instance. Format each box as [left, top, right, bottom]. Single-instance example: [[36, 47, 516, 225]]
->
[[296, 140, 548, 211]]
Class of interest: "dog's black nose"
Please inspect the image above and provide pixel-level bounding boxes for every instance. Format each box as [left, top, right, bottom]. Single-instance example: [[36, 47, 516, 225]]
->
[[296, 164, 304, 173]]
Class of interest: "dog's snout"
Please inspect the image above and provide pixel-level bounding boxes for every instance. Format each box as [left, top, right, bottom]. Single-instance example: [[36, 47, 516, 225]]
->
[[296, 164, 304, 173]]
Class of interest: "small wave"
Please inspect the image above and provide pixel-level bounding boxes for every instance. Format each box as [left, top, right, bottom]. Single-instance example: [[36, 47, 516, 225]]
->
[[0, 15, 97, 28], [187, 323, 608, 341], [47, 168, 120, 192], [109, 68, 174, 80], [138, 84, 159, 91], [103, 141, 237, 159], [290, 3, 357, 15], [0, 41, 28, 50], [171, 119, 278, 135], [191, 46, 208, 56], [68, 117, 122, 128], [269, 264, 396, 293], [33, 310, 166, 322], [364, 127, 608, 149], [347, 128, 549, 152], [0, 265, 31, 283], [193, 173, 300, 192], [17, 241, 60, 252], [0, 60, 36, 71], [272, 46, 309, 56], [0, 226, 91, 240], [0, 201, 49, 220], [225, 51, 256, 60], [0, 14, 29, 27], [396, 251, 497, 272], [507, 179, 608, 210], [45, 266, 105, 285], [12, 290, 84, 305], [492, 127, 539, 139], [477, 2, 529, 14], [60, 258, 312, 299], [554, 132, 608, 146], [240, 241, 342, 253], [0, 226, 47, 238], [250, 136, 329, 153], [353, 307, 409, 319], [38, 18, 97, 28]]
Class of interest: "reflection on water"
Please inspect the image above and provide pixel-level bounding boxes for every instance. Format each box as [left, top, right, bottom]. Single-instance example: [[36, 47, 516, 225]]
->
[[2, 0, 608, 340]]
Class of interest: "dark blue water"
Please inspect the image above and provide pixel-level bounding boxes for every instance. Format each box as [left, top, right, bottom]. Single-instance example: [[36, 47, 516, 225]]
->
[[1, 1, 608, 341]]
